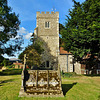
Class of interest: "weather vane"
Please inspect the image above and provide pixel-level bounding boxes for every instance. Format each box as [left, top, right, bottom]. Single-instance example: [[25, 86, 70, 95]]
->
[[52, 6, 56, 12]]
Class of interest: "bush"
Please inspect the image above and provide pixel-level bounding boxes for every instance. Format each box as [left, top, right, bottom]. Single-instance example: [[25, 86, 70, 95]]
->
[[61, 72, 80, 77], [32, 66, 53, 70], [0, 69, 22, 75], [6, 64, 15, 68]]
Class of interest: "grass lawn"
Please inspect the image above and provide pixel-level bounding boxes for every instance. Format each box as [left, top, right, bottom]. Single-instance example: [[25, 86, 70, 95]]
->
[[0, 75, 100, 100]]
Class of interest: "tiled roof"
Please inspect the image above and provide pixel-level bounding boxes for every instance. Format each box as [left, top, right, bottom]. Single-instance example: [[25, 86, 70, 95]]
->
[[13, 62, 23, 65], [60, 47, 71, 54]]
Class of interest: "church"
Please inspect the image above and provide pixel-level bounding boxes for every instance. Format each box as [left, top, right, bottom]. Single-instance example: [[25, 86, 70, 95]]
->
[[34, 11, 100, 75]]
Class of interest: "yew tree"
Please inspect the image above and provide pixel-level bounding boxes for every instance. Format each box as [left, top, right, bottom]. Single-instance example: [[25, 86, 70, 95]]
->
[[61, 0, 100, 61]]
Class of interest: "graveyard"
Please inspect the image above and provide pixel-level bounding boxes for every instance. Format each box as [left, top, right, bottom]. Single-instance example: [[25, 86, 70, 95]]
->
[[0, 73, 100, 100], [0, 0, 100, 100]]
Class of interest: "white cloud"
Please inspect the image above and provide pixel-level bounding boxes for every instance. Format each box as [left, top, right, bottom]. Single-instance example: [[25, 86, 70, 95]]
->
[[10, 27, 26, 40], [17, 27, 27, 34], [24, 32, 33, 39], [17, 27, 33, 40]]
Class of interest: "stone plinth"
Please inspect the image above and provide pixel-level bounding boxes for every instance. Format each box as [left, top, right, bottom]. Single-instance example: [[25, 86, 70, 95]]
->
[[19, 70, 63, 97]]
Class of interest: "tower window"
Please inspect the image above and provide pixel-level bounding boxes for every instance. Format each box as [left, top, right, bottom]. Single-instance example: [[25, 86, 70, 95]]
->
[[45, 22, 50, 28], [46, 61, 49, 67]]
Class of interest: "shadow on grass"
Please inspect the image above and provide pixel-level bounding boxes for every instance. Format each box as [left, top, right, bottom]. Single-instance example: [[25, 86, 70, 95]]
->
[[0, 79, 14, 86], [98, 95, 100, 100], [62, 82, 77, 96], [84, 74, 100, 77]]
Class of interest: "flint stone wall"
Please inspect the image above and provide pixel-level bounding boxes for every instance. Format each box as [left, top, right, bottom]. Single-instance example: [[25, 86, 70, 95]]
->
[[58, 55, 73, 72]]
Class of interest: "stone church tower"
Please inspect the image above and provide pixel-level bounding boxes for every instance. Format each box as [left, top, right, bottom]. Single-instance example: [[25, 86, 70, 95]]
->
[[34, 11, 59, 69]]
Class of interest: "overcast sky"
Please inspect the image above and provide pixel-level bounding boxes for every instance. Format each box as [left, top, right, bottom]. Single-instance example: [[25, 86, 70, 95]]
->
[[4, 0, 85, 59]]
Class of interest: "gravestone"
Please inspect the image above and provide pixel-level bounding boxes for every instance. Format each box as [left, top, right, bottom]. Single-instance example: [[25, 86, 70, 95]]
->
[[19, 54, 63, 97]]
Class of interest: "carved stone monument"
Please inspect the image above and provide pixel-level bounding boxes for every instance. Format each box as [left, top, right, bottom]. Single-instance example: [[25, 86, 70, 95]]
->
[[19, 54, 63, 97]]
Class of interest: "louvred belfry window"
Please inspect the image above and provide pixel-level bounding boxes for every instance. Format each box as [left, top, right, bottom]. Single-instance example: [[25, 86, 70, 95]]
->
[[45, 22, 50, 28]]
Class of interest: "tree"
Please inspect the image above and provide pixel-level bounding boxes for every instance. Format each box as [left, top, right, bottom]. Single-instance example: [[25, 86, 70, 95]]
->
[[2, 58, 7, 66], [2, 58, 10, 66], [18, 38, 44, 68], [61, 0, 100, 62], [0, 0, 23, 58], [0, 55, 4, 66], [59, 23, 65, 46]]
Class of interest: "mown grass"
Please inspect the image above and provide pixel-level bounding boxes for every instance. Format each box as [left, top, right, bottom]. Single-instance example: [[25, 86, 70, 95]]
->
[[0, 74, 100, 100]]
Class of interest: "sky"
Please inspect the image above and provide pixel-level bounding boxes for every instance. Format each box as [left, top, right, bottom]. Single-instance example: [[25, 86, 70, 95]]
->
[[4, 0, 85, 59]]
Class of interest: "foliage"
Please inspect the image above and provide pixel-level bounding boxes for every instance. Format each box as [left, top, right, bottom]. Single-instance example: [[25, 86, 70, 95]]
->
[[61, 0, 100, 61], [0, 68, 22, 75], [0, 55, 4, 66], [18, 38, 44, 68], [2, 58, 7, 66], [31, 66, 52, 70], [6, 64, 15, 68], [0, 0, 23, 57], [2, 58, 11, 66], [61, 71, 80, 78], [59, 23, 65, 46], [32, 39, 44, 54], [59, 23, 65, 35]]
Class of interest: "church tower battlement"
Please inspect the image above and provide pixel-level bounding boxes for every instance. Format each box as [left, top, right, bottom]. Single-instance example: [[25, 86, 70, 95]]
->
[[36, 11, 59, 36], [36, 11, 59, 18]]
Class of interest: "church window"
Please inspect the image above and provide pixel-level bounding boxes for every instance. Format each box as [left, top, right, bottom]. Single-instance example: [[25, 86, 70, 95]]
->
[[46, 61, 49, 67], [45, 22, 50, 28]]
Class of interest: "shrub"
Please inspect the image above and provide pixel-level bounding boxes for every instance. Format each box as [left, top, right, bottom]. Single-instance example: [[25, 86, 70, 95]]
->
[[61, 72, 79, 77], [0, 69, 22, 75]]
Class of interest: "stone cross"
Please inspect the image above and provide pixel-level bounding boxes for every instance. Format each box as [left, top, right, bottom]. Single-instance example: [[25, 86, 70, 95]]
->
[[24, 54, 27, 65], [23, 54, 27, 70], [20, 54, 27, 92]]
